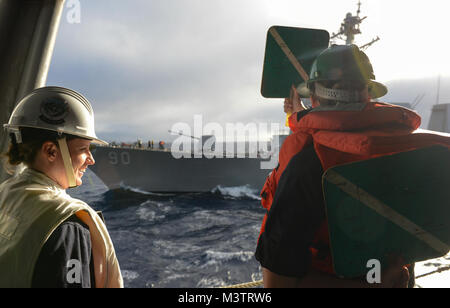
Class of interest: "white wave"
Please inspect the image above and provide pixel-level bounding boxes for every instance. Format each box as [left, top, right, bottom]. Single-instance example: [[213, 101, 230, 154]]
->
[[203, 250, 254, 267], [196, 277, 226, 288], [119, 183, 176, 196], [251, 271, 263, 282], [211, 185, 261, 200], [119, 182, 152, 194], [137, 207, 156, 221], [162, 273, 190, 284], [136, 203, 167, 222], [122, 270, 139, 282]]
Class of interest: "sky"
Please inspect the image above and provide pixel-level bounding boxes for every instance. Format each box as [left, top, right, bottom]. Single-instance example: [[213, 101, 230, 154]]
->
[[47, 0, 450, 142]]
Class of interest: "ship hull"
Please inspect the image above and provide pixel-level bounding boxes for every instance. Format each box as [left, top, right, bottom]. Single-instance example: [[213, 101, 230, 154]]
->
[[89, 146, 272, 192]]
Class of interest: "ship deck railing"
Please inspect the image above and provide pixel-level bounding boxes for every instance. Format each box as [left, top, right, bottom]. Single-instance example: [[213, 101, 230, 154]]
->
[[94, 144, 274, 159]]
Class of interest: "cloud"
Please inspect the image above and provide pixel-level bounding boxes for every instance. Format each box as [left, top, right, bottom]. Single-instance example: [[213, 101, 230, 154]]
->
[[49, 0, 281, 142]]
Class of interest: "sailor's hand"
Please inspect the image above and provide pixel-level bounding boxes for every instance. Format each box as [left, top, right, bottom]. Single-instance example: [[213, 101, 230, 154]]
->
[[284, 85, 307, 115], [284, 97, 294, 114], [290, 85, 306, 113], [378, 257, 410, 288]]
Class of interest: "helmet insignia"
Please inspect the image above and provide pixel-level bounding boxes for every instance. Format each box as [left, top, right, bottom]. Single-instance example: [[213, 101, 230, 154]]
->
[[39, 97, 69, 125]]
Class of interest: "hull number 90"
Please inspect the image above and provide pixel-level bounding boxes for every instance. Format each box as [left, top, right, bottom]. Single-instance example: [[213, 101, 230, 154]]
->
[[108, 151, 131, 165]]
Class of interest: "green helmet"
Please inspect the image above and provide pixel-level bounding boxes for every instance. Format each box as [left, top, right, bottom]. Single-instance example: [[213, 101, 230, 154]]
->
[[297, 44, 387, 99]]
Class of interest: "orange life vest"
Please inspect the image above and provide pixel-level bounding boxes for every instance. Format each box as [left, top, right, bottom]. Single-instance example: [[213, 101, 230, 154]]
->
[[259, 102, 450, 274]]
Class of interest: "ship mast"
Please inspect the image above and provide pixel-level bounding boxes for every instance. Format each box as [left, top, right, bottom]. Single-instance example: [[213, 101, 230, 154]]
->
[[331, 1, 379, 50]]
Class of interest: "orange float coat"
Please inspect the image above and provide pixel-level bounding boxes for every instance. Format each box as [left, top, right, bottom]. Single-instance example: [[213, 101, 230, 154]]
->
[[258, 102, 450, 274]]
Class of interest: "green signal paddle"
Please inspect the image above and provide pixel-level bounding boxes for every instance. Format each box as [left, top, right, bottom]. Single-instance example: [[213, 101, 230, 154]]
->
[[323, 145, 450, 278], [261, 26, 330, 98]]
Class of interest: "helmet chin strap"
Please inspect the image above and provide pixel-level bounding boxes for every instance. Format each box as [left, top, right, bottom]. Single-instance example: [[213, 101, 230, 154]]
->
[[57, 137, 77, 188], [314, 83, 368, 103]]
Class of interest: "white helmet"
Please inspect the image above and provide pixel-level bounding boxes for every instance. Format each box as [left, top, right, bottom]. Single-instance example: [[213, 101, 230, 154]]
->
[[4, 86, 107, 145], [4, 86, 106, 188]]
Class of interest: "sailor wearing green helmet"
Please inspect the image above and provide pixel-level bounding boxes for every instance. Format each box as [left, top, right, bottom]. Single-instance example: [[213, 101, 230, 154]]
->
[[0, 86, 123, 288], [255, 44, 439, 288]]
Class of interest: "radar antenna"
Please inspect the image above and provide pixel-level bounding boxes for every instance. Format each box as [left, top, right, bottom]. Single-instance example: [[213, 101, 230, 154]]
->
[[330, 1, 379, 49]]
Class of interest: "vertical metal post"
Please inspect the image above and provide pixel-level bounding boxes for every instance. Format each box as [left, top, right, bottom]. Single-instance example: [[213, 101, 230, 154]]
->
[[0, 0, 65, 182], [435, 75, 441, 105]]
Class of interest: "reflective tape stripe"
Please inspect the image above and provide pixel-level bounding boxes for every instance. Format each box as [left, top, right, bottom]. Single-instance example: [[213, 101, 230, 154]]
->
[[269, 27, 309, 81], [325, 169, 449, 255]]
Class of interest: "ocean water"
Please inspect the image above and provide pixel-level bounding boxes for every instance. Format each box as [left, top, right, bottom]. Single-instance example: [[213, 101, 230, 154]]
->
[[69, 169, 266, 288], [69, 170, 450, 288]]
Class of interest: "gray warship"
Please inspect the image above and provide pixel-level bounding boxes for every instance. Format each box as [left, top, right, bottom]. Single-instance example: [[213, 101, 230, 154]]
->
[[88, 136, 280, 193]]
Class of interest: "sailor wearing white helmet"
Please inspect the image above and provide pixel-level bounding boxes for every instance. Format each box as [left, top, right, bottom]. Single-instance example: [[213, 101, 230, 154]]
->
[[0, 86, 123, 288]]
